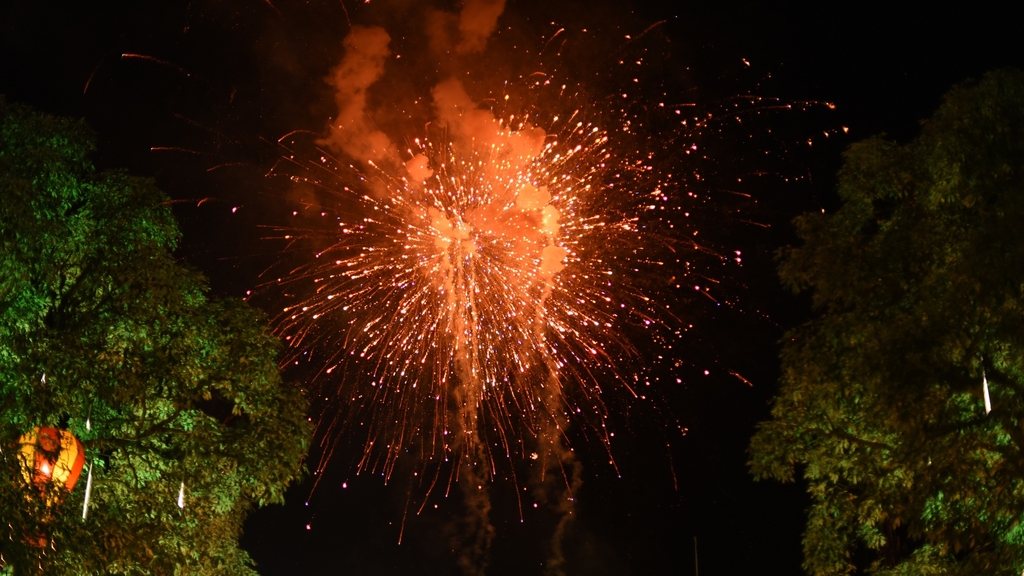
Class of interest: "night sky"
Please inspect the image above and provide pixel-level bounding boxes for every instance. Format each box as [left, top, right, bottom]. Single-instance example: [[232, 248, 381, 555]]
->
[[3, 1, 1023, 574]]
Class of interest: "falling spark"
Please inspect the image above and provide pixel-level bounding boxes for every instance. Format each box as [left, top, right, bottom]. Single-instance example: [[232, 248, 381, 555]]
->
[[120, 53, 192, 78], [983, 368, 992, 414], [81, 463, 93, 520]]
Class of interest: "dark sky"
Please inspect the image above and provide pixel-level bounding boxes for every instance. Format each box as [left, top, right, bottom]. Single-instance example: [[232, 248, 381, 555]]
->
[[2, 1, 1023, 575]]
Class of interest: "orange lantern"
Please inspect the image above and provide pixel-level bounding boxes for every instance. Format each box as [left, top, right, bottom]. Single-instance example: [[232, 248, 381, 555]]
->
[[18, 427, 86, 497]]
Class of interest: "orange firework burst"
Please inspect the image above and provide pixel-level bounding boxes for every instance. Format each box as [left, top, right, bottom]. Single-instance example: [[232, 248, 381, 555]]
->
[[266, 73, 682, 486]]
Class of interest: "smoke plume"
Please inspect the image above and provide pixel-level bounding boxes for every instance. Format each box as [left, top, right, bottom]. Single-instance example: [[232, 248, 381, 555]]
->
[[427, 0, 506, 56], [320, 25, 396, 164]]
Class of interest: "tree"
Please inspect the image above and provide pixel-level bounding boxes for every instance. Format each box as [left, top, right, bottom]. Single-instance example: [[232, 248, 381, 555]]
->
[[749, 69, 1024, 576], [0, 97, 310, 574]]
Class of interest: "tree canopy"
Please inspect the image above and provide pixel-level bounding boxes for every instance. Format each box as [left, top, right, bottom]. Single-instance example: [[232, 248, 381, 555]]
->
[[0, 97, 310, 575], [750, 69, 1024, 575]]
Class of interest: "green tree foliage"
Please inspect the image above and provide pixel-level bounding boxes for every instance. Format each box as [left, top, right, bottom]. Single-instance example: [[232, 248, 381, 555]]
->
[[749, 69, 1024, 576], [0, 97, 311, 575]]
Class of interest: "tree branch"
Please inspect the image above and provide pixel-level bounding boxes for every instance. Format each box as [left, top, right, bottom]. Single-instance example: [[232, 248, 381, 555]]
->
[[825, 425, 895, 452]]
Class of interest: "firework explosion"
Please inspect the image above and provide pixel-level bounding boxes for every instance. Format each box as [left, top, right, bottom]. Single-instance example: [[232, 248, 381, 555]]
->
[[282, 89, 664, 452], [266, 13, 696, 476], [275, 101, 686, 466], [260, 5, 753, 573]]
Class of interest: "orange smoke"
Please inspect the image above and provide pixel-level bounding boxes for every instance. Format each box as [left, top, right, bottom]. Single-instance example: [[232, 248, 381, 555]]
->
[[427, 0, 506, 55], [320, 25, 396, 163]]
